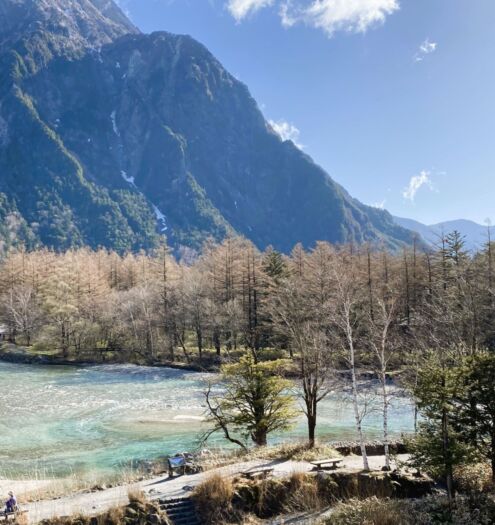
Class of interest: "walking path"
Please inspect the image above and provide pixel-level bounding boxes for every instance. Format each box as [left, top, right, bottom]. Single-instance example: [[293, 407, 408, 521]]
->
[[10, 454, 409, 524]]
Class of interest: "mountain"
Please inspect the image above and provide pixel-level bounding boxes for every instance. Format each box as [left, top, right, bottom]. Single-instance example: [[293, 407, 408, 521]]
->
[[0, 0, 417, 254], [393, 216, 489, 252]]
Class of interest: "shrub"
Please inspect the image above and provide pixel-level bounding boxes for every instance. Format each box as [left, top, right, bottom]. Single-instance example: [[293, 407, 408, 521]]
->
[[286, 471, 321, 511], [193, 473, 238, 524]]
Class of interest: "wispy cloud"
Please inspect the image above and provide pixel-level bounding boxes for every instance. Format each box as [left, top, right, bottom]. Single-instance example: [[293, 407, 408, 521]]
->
[[372, 199, 387, 210], [114, 0, 132, 17], [227, 0, 399, 36], [227, 0, 275, 21], [269, 119, 303, 148], [402, 170, 434, 202], [414, 38, 437, 62]]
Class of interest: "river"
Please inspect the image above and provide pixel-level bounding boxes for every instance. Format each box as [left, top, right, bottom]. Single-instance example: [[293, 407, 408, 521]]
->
[[0, 361, 415, 480]]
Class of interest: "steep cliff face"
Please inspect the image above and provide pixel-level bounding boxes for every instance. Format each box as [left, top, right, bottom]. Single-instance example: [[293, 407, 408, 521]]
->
[[0, 0, 416, 253]]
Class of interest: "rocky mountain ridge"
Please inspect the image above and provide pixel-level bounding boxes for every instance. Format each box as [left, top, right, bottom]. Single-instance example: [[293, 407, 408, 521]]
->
[[0, 0, 417, 254]]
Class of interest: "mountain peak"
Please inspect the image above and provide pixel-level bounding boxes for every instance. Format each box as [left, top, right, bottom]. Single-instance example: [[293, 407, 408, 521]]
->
[[0, 0, 138, 58]]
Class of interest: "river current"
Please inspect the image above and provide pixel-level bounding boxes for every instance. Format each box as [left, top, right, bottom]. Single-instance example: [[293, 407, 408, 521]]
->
[[0, 362, 415, 479]]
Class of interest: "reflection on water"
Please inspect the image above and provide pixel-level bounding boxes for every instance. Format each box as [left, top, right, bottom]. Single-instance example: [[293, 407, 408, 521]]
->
[[0, 362, 414, 478]]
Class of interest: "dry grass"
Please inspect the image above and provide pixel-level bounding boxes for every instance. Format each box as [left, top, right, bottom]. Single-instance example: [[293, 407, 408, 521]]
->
[[234, 472, 325, 519], [199, 442, 340, 471], [289, 444, 341, 463], [193, 473, 237, 524], [5, 465, 148, 504], [192, 469, 433, 524], [239, 516, 263, 525], [127, 488, 147, 505], [328, 497, 426, 525], [37, 507, 125, 525], [286, 471, 322, 511], [13, 514, 29, 525], [329, 494, 495, 525], [454, 462, 494, 494]]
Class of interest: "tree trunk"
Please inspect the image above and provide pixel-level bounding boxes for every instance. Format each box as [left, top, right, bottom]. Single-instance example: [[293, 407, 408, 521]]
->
[[213, 329, 221, 356], [442, 407, 455, 504], [351, 364, 369, 471], [168, 337, 175, 362], [345, 306, 369, 471], [61, 323, 69, 358], [381, 370, 390, 469], [491, 427, 495, 483], [252, 427, 267, 447], [308, 413, 316, 449], [196, 327, 203, 360]]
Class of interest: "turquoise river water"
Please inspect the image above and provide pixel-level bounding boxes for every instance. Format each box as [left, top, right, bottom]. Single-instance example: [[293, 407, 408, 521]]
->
[[0, 362, 415, 479]]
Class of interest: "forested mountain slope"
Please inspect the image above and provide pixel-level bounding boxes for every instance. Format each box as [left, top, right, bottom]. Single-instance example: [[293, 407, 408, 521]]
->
[[0, 0, 416, 253]]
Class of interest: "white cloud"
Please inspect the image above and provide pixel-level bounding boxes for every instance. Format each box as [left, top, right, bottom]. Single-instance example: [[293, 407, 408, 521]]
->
[[402, 170, 433, 202], [227, 0, 275, 21], [269, 119, 303, 148], [414, 38, 437, 62], [283, 0, 399, 36], [227, 0, 399, 36]]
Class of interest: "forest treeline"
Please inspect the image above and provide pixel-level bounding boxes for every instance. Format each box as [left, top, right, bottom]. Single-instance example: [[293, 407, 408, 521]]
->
[[0, 232, 493, 362]]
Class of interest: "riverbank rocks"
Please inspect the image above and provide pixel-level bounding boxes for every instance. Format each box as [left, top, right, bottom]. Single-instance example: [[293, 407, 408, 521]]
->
[[332, 440, 408, 456], [124, 498, 171, 525]]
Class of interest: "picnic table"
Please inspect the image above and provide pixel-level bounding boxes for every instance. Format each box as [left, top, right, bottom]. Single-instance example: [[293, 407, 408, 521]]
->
[[242, 466, 275, 480], [310, 458, 343, 471]]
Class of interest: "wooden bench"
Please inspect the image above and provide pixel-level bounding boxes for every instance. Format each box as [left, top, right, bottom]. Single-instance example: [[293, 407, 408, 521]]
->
[[0, 510, 28, 522], [167, 454, 201, 477], [310, 458, 343, 471], [242, 467, 275, 480]]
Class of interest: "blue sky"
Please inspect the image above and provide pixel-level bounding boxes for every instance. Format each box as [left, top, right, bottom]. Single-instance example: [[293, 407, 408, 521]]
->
[[116, 0, 494, 226]]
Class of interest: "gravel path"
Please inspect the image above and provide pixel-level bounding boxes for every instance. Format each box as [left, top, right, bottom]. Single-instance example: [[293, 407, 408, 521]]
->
[[14, 454, 408, 524]]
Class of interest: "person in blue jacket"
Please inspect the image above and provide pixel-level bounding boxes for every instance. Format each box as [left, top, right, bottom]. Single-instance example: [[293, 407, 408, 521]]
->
[[4, 491, 17, 514]]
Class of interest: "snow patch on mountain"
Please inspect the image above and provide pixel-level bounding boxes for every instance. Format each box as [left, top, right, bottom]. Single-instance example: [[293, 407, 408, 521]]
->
[[110, 110, 120, 136], [121, 170, 135, 187], [153, 205, 168, 232]]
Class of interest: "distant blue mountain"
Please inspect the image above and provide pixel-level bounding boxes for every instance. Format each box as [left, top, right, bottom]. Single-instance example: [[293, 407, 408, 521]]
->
[[393, 216, 490, 252]]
